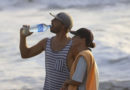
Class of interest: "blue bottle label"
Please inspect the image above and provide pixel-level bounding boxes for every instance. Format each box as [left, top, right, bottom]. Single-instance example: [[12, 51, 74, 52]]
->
[[37, 24, 44, 32]]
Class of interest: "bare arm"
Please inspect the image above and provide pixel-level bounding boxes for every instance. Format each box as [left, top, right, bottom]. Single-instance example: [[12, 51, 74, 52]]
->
[[60, 79, 81, 90], [19, 25, 47, 58], [64, 79, 81, 86], [61, 56, 87, 90]]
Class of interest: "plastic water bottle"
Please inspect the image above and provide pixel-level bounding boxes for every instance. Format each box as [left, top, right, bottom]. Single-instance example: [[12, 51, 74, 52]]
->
[[22, 23, 51, 35]]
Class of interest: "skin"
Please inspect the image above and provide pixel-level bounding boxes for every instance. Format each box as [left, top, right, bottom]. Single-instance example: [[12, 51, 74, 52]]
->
[[20, 17, 85, 90], [61, 36, 88, 90], [19, 17, 77, 78]]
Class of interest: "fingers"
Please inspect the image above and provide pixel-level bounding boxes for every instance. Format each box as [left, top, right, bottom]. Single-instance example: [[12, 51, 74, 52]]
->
[[20, 25, 32, 37], [23, 25, 30, 28], [28, 32, 33, 35], [23, 25, 30, 30], [60, 86, 68, 90], [60, 88, 64, 90]]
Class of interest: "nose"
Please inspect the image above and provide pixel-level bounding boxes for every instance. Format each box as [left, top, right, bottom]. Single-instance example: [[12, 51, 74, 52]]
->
[[51, 20, 54, 26], [51, 18, 54, 23], [51, 18, 56, 22]]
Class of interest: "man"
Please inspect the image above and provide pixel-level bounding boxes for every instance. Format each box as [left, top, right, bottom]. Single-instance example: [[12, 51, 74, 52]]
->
[[61, 28, 99, 90], [20, 12, 76, 90]]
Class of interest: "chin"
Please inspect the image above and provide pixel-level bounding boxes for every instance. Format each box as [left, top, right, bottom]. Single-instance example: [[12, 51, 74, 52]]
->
[[50, 29, 56, 33], [50, 28, 54, 32]]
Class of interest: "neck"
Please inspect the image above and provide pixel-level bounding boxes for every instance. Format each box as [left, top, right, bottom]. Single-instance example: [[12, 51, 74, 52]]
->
[[78, 46, 87, 52], [72, 44, 88, 60], [55, 31, 70, 41], [74, 44, 88, 53]]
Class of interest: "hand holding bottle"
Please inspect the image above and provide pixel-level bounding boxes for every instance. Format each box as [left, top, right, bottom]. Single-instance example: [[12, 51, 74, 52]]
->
[[20, 25, 33, 37], [21, 23, 51, 36]]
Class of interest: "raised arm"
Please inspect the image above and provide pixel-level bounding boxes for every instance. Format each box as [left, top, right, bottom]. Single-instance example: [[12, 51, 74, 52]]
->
[[19, 25, 47, 58]]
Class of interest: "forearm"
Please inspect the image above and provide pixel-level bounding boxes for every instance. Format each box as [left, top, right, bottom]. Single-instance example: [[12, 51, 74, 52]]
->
[[63, 57, 87, 88], [20, 35, 29, 58], [64, 79, 81, 86], [61, 79, 80, 90]]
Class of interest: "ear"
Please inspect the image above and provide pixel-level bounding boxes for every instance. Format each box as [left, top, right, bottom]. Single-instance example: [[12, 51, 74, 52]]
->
[[62, 25, 68, 33]]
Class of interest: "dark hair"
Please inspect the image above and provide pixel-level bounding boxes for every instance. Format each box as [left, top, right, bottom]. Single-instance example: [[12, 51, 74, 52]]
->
[[88, 42, 96, 48], [71, 28, 96, 48]]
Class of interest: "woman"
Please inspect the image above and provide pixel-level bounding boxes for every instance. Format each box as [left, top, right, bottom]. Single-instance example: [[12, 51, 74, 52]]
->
[[61, 28, 99, 90]]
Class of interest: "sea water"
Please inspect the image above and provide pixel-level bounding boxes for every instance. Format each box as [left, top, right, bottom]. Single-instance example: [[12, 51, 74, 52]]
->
[[0, 0, 130, 89]]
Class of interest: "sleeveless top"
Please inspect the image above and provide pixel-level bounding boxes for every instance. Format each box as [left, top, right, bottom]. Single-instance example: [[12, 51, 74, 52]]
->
[[43, 37, 72, 90]]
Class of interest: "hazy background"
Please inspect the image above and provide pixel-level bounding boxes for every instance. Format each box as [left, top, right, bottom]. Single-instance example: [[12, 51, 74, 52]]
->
[[0, 0, 130, 90]]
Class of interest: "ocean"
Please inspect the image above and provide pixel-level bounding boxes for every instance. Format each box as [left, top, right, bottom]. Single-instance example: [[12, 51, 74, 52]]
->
[[0, 0, 130, 90]]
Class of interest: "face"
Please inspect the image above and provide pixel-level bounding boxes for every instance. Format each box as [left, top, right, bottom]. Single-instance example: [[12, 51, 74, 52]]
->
[[72, 35, 86, 46], [50, 18, 64, 33]]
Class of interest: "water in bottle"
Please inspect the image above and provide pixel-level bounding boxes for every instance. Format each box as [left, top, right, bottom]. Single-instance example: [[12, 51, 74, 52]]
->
[[22, 23, 51, 35]]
